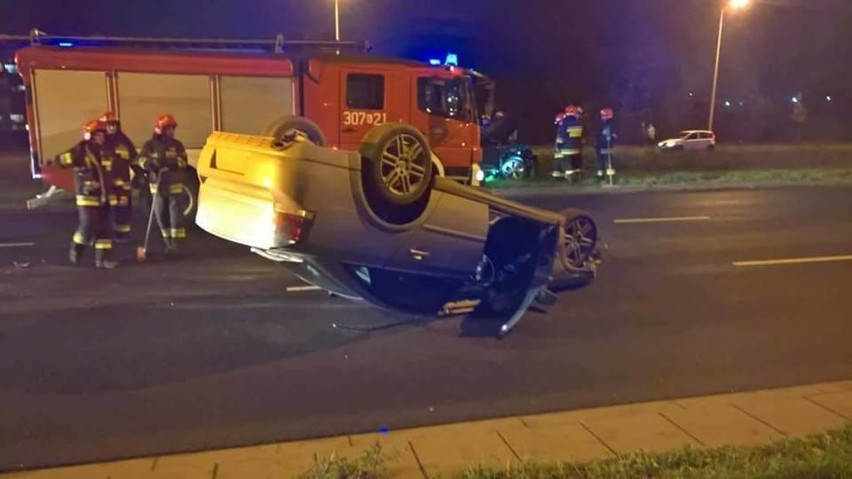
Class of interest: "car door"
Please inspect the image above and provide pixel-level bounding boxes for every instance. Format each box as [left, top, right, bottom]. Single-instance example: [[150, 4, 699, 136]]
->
[[337, 69, 409, 152], [384, 188, 489, 278], [683, 132, 700, 151]]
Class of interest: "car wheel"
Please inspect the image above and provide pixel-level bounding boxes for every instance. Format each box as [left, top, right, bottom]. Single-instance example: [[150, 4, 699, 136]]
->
[[262, 116, 326, 146], [558, 208, 598, 271], [500, 156, 525, 179], [359, 123, 434, 208]]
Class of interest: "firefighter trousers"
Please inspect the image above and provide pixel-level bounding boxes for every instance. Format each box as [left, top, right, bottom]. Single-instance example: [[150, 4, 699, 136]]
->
[[152, 183, 187, 248], [554, 151, 583, 174], [110, 191, 133, 242], [70, 203, 114, 264], [597, 153, 615, 176]]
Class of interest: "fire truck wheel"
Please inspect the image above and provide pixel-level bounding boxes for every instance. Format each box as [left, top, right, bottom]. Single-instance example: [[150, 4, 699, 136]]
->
[[262, 116, 326, 146], [359, 123, 434, 208]]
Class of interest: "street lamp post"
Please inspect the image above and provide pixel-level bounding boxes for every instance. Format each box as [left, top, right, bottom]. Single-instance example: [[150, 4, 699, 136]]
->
[[708, 0, 751, 131], [334, 0, 340, 41]]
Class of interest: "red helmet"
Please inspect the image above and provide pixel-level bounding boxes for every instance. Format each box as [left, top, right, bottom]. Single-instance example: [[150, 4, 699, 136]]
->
[[564, 105, 581, 118], [154, 113, 178, 134], [83, 119, 107, 140], [100, 111, 119, 123], [600, 108, 614, 120]]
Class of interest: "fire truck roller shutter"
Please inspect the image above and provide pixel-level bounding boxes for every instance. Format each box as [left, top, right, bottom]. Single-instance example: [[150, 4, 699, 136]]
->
[[33, 70, 108, 170], [116, 73, 211, 151], [220, 76, 296, 135]]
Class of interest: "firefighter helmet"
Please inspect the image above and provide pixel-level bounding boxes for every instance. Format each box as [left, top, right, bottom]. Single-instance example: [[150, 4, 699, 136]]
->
[[600, 108, 614, 120], [154, 113, 178, 134], [564, 105, 581, 118], [100, 111, 119, 123], [83, 119, 107, 141]]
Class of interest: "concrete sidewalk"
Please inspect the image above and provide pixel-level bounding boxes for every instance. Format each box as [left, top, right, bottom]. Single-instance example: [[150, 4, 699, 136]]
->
[[2, 381, 850, 478]]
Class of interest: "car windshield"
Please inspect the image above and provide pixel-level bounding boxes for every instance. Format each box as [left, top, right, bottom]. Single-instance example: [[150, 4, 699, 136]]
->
[[679, 131, 693, 138]]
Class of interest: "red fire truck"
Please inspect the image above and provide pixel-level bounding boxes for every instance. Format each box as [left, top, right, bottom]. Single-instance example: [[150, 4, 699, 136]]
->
[[3, 29, 491, 213]]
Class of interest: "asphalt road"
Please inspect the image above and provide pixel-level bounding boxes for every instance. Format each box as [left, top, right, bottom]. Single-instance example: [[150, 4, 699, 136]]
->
[[1, 185, 851, 471]]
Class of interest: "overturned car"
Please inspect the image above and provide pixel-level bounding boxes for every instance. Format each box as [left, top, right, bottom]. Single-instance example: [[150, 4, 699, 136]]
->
[[195, 121, 601, 336]]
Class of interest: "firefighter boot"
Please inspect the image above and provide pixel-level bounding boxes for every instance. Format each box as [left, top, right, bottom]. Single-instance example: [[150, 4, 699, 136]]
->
[[95, 249, 119, 269], [166, 238, 185, 258], [163, 237, 178, 256], [69, 243, 85, 265]]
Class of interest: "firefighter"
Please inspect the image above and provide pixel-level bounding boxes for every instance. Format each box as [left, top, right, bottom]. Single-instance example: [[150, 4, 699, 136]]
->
[[45, 119, 118, 268], [553, 105, 584, 181], [137, 113, 189, 255], [100, 111, 138, 243], [597, 107, 617, 185]]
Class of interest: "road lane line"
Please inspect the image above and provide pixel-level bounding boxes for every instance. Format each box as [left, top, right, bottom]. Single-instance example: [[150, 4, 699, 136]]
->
[[733, 255, 852, 267], [286, 285, 323, 292], [0, 242, 35, 248], [613, 216, 711, 224]]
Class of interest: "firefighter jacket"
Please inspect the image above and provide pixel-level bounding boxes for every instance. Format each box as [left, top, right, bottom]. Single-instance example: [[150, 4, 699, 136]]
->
[[597, 120, 615, 155], [137, 134, 189, 194], [555, 116, 584, 155], [104, 131, 138, 198], [53, 141, 112, 207]]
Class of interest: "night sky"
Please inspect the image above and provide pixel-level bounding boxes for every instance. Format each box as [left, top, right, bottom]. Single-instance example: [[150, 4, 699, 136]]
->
[[2, 0, 850, 142]]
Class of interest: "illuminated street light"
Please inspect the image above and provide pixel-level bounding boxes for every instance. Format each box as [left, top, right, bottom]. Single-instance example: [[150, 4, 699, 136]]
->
[[708, 0, 752, 131], [333, 0, 341, 41]]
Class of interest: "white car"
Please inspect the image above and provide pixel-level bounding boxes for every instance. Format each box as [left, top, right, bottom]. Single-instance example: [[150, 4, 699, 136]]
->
[[658, 130, 716, 151]]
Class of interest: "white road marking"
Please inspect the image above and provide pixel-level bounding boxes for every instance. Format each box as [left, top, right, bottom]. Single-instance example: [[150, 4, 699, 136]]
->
[[286, 285, 323, 292], [0, 242, 35, 248], [733, 255, 852, 267], [613, 216, 711, 224]]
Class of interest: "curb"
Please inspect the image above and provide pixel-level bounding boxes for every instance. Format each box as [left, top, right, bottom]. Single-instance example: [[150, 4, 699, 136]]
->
[[3, 380, 850, 478]]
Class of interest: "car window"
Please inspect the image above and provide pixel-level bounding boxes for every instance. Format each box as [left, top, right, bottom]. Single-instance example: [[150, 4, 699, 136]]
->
[[346, 73, 385, 110], [417, 77, 468, 121], [684, 132, 698, 140]]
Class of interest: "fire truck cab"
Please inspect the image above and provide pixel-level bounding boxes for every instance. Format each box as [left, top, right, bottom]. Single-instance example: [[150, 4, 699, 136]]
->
[[7, 30, 490, 213]]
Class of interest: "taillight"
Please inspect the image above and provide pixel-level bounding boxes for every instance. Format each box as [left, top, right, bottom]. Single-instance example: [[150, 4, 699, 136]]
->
[[273, 207, 315, 244]]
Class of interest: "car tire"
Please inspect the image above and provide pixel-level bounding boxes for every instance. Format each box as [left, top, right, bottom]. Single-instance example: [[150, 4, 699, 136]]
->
[[500, 155, 525, 180], [359, 123, 434, 208], [558, 208, 598, 271], [262, 116, 326, 146]]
